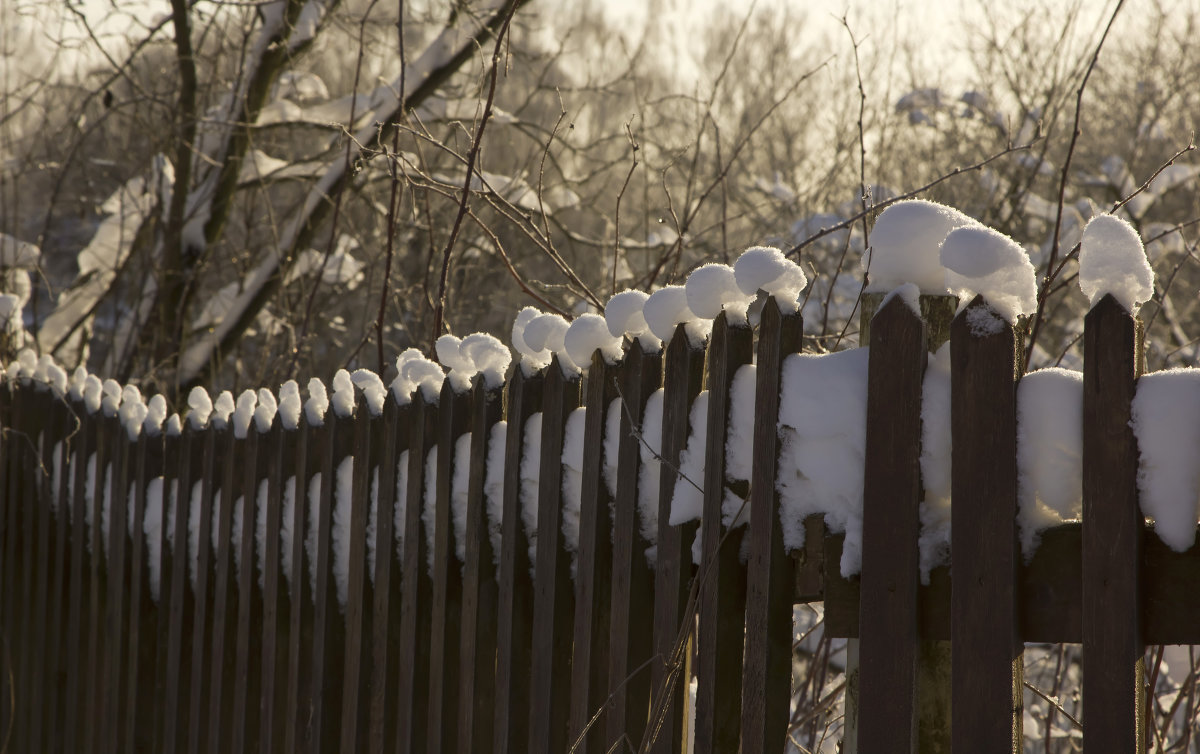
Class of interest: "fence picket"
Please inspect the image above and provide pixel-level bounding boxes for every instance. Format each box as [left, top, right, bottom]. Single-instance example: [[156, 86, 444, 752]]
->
[[187, 425, 219, 754], [126, 425, 164, 753], [260, 422, 288, 754], [606, 338, 662, 748], [1082, 294, 1146, 753], [569, 352, 618, 753], [45, 393, 77, 754], [340, 404, 374, 753], [368, 398, 404, 753], [283, 419, 314, 754], [30, 387, 65, 754], [740, 297, 804, 753], [207, 427, 240, 754], [162, 424, 202, 754], [855, 296, 927, 753], [694, 311, 754, 754], [493, 366, 543, 754], [647, 324, 705, 754], [950, 296, 1023, 752], [528, 356, 582, 754], [457, 377, 504, 752]]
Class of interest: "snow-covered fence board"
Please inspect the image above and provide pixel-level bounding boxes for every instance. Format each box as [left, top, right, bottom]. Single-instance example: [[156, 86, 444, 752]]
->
[[11, 271, 1200, 754]]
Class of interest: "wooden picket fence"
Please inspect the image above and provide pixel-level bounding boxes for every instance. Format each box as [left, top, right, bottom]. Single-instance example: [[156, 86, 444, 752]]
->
[[1, 291, 1199, 754]]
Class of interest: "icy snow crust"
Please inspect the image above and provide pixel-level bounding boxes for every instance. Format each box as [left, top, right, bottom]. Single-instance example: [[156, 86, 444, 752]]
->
[[1078, 214, 1154, 311]]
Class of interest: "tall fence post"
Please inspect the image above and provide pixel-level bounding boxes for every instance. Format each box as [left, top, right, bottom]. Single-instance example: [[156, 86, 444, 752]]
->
[[528, 356, 582, 754], [694, 310, 754, 753], [741, 296, 804, 752], [1082, 293, 1146, 753], [950, 295, 1023, 752], [646, 324, 704, 754], [368, 397, 404, 754]]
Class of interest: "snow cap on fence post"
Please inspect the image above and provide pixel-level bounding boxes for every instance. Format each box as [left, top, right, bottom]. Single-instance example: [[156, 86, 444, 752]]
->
[[119, 385, 148, 441], [305, 377, 329, 426], [605, 290, 660, 351], [83, 374, 104, 413], [166, 413, 183, 436], [1078, 214, 1154, 312], [45, 362, 68, 396], [865, 199, 980, 294], [564, 313, 624, 370], [400, 351, 445, 404], [733, 245, 809, 314], [940, 225, 1037, 324], [68, 366, 88, 401], [643, 285, 707, 346], [511, 307, 553, 374], [278, 380, 302, 430], [255, 387, 278, 433], [101, 378, 123, 417], [331, 369, 355, 418], [144, 394, 168, 436], [233, 389, 257, 438], [186, 386, 212, 429], [350, 369, 387, 415], [521, 312, 580, 374], [686, 262, 755, 324], [436, 334, 479, 393], [212, 390, 235, 430], [460, 332, 511, 389], [14, 348, 35, 381]]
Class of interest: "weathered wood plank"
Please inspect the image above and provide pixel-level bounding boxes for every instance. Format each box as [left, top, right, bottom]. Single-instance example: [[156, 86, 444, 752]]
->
[[1082, 293, 1145, 753], [231, 426, 266, 754], [163, 424, 201, 754], [126, 423, 164, 753], [693, 312, 754, 754], [493, 367, 543, 754], [368, 398, 404, 754], [187, 425, 219, 754], [45, 394, 78, 754], [606, 339, 662, 748], [207, 428, 240, 754], [740, 299, 804, 753], [339, 404, 374, 754], [260, 422, 287, 754], [457, 378, 504, 753], [646, 325, 704, 754], [283, 419, 316, 754], [569, 353, 618, 753], [950, 297, 1022, 753], [528, 357, 582, 754]]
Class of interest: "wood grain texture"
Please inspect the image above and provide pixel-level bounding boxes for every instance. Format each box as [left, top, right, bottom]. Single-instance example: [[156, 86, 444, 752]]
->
[[368, 399, 403, 754], [740, 299, 804, 753], [950, 297, 1022, 753]]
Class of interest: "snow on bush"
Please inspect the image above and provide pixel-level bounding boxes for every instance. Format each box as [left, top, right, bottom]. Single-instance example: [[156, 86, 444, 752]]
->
[[733, 246, 808, 313], [865, 199, 979, 294], [777, 348, 869, 578], [1016, 368, 1084, 557], [1078, 214, 1154, 311], [1132, 369, 1200, 551], [941, 225, 1037, 323]]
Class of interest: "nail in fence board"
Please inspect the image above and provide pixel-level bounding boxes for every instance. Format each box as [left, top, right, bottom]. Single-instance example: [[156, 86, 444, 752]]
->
[[493, 366, 543, 754], [569, 352, 618, 753], [1082, 294, 1146, 753], [740, 298, 804, 753], [646, 325, 704, 754], [950, 296, 1023, 752], [528, 357, 582, 754], [457, 378, 504, 752], [606, 339, 662, 748], [396, 394, 437, 753], [694, 311, 754, 754]]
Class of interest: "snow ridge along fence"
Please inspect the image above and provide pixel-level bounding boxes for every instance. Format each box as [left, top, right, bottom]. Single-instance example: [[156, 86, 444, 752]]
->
[[3, 292, 1200, 753]]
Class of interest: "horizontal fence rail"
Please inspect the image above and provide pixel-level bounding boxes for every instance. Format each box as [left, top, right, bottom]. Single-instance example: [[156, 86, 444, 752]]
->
[[2, 290, 1200, 754]]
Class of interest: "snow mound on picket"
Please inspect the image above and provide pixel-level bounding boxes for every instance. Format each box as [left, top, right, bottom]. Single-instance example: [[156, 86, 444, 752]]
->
[[460, 332, 511, 388], [865, 199, 979, 294], [522, 312, 579, 374], [1078, 214, 1154, 311], [733, 246, 808, 312], [941, 225, 1037, 323], [605, 290, 659, 350], [686, 264, 753, 323], [564, 313, 623, 368], [187, 387, 213, 430], [511, 307, 553, 373], [643, 285, 708, 346], [1132, 369, 1200, 552]]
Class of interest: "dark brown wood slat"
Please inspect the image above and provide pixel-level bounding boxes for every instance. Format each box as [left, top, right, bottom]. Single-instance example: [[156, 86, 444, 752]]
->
[[284, 419, 318, 754], [186, 425, 219, 754], [0, 382, 16, 745], [30, 388, 67, 754], [339, 404, 374, 754], [950, 296, 1022, 753], [163, 424, 202, 754], [307, 407, 352, 754], [646, 325, 705, 754], [151, 426, 181, 754], [126, 424, 165, 753], [86, 415, 117, 754], [427, 382, 471, 753], [605, 339, 662, 748], [267, 423, 302, 754], [740, 299, 804, 753], [232, 427, 267, 754], [368, 398, 404, 754], [1082, 294, 1146, 753], [260, 422, 286, 754], [103, 417, 135, 754], [528, 357, 582, 754], [13, 387, 44, 754], [694, 312, 754, 754], [396, 394, 438, 754], [568, 352, 618, 753], [853, 296, 927, 753], [457, 378, 504, 753], [207, 428, 241, 754], [44, 394, 77, 754], [493, 366, 543, 754]]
